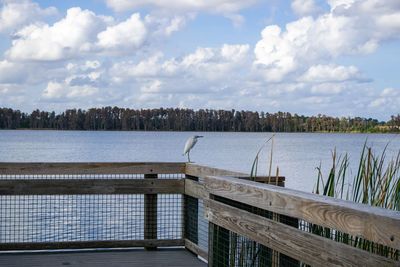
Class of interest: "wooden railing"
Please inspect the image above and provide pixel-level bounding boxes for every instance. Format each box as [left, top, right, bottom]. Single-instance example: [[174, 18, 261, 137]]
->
[[201, 177, 399, 266], [0, 162, 398, 266]]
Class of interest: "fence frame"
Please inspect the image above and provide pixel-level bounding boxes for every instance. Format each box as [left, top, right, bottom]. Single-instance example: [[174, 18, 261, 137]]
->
[[0, 162, 398, 266]]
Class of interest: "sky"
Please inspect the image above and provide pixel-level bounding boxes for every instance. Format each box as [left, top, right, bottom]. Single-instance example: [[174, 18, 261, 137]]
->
[[0, 0, 399, 120]]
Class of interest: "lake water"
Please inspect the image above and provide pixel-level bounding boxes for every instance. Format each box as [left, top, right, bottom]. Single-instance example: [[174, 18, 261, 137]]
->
[[0, 130, 399, 192]]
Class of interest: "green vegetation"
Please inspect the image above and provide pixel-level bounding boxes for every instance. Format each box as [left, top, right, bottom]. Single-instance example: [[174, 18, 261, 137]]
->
[[0, 107, 399, 133], [312, 142, 399, 260]]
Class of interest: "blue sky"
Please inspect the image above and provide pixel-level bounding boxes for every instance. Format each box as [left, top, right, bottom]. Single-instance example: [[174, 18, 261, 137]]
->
[[0, 0, 399, 120]]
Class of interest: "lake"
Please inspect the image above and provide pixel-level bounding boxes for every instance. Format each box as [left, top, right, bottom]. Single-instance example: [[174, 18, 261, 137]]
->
[[0, 130, 399, 192]]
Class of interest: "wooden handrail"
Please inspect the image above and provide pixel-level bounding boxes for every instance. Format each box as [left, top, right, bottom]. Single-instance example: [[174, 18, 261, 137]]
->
[[0, 162, 186, 175], [204, 175, 400, 250], [0, 178, 184, 195], [204, 199, 396, 266]]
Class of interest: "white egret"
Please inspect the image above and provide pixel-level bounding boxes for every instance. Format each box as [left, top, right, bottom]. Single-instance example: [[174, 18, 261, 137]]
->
[[183, 135, 203, 162]]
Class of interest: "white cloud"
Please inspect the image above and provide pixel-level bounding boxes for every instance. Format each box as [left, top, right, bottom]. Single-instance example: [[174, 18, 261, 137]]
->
[[104, 0, 257, 25], [327, 0, 354, 11], [105, 0, 257, 13], [0, 60, 27, 83], [310, 83, 346, 94], [42, 81, 98, 99], [5, 7, 187, 61], [7, 7, 110, 61], [145, 14, 190, 37], [97, 13, 147, 50], [299, 64, 363, 83], [369, 88, 400, 109], [111, 44, 250, 84], [291, 0, 321, 17], [140, 79, 162, 93], [0, 0, 57, 33], [254, 0, 400, 82], [111, 53, 163, 79]]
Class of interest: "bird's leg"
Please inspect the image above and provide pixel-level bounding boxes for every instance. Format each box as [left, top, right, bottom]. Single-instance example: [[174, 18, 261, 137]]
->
[[187, 152, 191, 162]]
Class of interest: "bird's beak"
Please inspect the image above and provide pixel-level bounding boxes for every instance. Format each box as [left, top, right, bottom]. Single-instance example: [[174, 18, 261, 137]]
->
[[198, 136, 204, 138]]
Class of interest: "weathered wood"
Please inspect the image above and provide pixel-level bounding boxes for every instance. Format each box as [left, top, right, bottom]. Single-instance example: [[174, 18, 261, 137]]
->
[[204, 176, 400, 249], [0, 162, 185, 175], [184, 239, 208, 260], [0, 248, 207, 267], [144, 174, 158, 250], [204, 199, 397, 267], [185, 164, 284, 186], [0, 179, 184, 195], [184, 179, 209, 200], [0, 239, 184, 251], [185, 164, 248, 178], [243, 176, 285, 186]]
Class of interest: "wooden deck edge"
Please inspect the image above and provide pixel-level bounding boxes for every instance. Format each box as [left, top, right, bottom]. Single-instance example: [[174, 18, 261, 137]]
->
[[0, 239, 185, 251]]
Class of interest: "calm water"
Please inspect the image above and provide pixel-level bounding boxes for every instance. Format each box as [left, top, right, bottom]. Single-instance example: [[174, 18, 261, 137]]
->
[[0, 130, 399, 192]]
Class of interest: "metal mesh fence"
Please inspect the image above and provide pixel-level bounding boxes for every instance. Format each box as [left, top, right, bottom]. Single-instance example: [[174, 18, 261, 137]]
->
[[184, 175, 209, 260], [0, 194, 145, 243], [0, 193, 182, 244], [209, 223, 274, 267], [157, 194, 182, 240], [184, 194, 198, 244], [198, 198, 209, 253], [210, 195, 300, 267]]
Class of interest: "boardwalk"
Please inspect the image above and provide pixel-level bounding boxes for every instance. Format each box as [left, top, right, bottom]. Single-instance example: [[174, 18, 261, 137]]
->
[[0, 248, 207, 267]]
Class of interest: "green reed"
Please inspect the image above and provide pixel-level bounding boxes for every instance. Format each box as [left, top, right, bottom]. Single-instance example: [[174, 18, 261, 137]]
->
[[312, 141, 400, 260]]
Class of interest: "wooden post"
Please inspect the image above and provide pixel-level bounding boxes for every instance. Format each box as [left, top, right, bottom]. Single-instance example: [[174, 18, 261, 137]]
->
[[184, 175, 199, 245], [144, 173, 158, 250]]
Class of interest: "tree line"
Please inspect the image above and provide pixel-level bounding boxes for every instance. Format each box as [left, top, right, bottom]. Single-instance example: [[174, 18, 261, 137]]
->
[[0, 107, 399, 133]]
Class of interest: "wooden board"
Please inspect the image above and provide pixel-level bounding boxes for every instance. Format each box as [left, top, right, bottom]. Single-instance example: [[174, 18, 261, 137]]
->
[[0, 249, 206, 267], [0, 162, 185, 175], [204, 175, 400, 250], [185, 164, 284, 185], [204, 199, 397, 267], [185, 164, 248, 178], [184, 239, 208, 260], [144, 174, 158, 250], [0, 179, 184, 195], [0, 239, 184, 251], [184, 179, 208, 200]]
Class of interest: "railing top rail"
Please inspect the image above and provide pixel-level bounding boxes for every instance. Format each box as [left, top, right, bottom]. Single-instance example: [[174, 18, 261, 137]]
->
[[0, 162, 186, 175], [204, 175, 400, 250], [185, 163, 249, 178]]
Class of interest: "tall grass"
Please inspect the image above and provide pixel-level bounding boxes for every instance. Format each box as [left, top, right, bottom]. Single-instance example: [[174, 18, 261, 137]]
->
[[250, 134, 276, 180], [313, 141, 400, 259]]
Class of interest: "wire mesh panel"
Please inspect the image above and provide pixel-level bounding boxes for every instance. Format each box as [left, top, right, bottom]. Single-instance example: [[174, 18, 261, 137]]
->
[[209, 223, 273, 267], [0, 167, 185, 250], [184, 195, 198, 244], [157, 194, 182, 240], [198, 198, 209, 253], [209, 196, 300, 267], [0, 194, 145, 243]]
